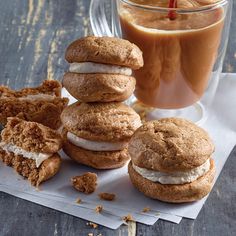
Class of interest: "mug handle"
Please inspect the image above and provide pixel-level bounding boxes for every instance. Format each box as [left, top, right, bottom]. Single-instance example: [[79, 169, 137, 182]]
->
[[89, 0, 121, 37]]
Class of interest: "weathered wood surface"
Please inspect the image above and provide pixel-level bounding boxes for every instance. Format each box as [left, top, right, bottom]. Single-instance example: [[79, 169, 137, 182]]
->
[[0, 0, 235, 235]]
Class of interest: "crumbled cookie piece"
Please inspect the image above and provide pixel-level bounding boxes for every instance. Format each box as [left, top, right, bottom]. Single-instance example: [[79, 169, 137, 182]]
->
[[88, 233, 93, 236], [76, 198, 82, 204], [0, 80, 68, 130], [98, 192, 116, 201], [1, 117, 62, 153], [95, 205, 103, 213], [142, 207, 151, 213], [86, 222, 98, 229], [122, 214, 134, 222], [71, 172, 97, 194]]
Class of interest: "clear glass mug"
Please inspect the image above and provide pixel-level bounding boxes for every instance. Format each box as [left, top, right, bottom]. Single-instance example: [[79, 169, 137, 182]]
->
[[90, 0, 232, 124]]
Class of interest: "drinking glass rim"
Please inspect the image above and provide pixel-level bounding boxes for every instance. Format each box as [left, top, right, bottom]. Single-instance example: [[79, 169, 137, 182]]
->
[[119, 0, 228, 13]]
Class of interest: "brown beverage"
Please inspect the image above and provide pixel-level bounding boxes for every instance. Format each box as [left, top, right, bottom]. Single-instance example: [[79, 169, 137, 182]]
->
[[119, 0, 224, 108]]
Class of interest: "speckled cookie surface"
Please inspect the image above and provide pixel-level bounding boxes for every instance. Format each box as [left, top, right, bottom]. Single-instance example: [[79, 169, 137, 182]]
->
[[128, 118, 214, 172], [1, 118, 62, 153], [61, 102, 142, 142], [63, 72, 136, 102], [63, 133, 129, 169], [128, 159, 215, 203], [65, 36, 143, 70]]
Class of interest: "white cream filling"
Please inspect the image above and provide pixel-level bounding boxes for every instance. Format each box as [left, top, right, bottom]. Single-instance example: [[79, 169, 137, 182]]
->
[[18, 94, 55, 101], [69, 62, 132, 76], [67, 132, 128, 151], [132, 159, 211, 185], [0, 142, 52, 168]]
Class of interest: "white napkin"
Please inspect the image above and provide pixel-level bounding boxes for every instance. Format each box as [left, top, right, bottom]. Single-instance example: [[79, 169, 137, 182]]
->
[[0, 73, 235, 229]]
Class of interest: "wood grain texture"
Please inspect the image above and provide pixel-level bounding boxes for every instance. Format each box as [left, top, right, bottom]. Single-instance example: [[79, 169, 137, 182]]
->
[[0, 0, 235, 236]]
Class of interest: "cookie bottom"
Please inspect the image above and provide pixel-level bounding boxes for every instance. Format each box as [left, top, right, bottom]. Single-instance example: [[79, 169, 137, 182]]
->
[[0, 149, 61, 186], [63, 73, 136, 102], [128, 159, 215, 203], [63, 139, 129, 169]]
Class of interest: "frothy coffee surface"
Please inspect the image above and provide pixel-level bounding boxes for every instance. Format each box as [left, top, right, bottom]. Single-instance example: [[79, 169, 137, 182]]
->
[[119, 0, 224, 108]]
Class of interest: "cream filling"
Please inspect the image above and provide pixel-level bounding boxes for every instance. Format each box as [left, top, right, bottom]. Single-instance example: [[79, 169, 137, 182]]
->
[[0, 142, 52, 168], [132, 159, 211, 185], [18, 94, 55, 101], [67, 132, 128, 151], [69, 62, 132, 76]]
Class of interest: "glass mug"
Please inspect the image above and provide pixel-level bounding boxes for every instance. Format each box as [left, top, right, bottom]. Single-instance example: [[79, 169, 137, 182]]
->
[[90, 0, 232, 124]]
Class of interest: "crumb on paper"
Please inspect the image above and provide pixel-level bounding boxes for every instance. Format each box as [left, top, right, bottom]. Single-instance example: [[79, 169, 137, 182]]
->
[[98, 192, 116, 201], [122, 214, 134, 222], [95, 205, 103, 213], [86, 222, 98, 229], [71, 172, 97, 194], [76, 198, 82, 204], [142, 207, 151, 213], [156, 212, 160, 216]]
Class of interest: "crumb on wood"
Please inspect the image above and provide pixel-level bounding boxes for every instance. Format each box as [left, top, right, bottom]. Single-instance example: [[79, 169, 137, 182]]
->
[[86, 222, 98, 229], [95, 205, 103, 213], [71, 172, 97, 194], [122, 214, 134, 222], [76, 198, 82, 204], [98, 192, 116, 201], [142, 207, 151, 213]]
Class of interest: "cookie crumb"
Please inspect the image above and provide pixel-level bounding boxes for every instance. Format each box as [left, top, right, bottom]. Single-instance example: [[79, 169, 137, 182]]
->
[[71, 172, 97, 194], [122, 214, 134, 222], [142, 207, 151, 213], [88, 233, 93, 236], [97, 234, 102, 236], [95, 205, 103, 213], [86, 222, 98, 229], [98, 192, 116, 201], [76, 198, 82, 204]]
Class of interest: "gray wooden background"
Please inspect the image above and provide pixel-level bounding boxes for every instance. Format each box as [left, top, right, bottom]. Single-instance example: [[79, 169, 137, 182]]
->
[[0, 0, 235, 235]]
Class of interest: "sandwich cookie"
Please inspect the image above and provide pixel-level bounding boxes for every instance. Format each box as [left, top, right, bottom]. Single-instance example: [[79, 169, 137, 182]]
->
[[0, 80, 69, 129], [61, 102, 142, 169], [0, 118, 62, 186], [63, 36, 143, 102], [128, 118, 215, 203]]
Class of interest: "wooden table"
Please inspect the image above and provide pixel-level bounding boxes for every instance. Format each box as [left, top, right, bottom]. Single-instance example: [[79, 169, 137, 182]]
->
[[0, 1, 235, 235]]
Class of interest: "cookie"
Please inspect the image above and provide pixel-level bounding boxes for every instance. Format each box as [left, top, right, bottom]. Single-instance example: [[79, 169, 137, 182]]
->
[[0, 80, 68, 129], [65, 36, 143, 70], [61, 102, 142, 142], [62, 72, 136, 102], [129, 118, 214, 172], [0, 118, 62, 186], [0, 80, 62, 98], [128, 160, 215, 203], [128, 117, 215, 203]]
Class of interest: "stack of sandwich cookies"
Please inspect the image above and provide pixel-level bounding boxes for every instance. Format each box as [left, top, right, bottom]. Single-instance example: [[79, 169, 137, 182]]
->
[[61, 36, 143, 169], [63, 36, 143, 102], [0, 80, 68, 129], [128, 118, 215, 203], [0, 118, 62, 186]]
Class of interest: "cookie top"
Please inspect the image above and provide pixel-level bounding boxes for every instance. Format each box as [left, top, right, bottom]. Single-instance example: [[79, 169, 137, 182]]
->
[[61, 102, 142, 142], [65, 36, 143, 70], [128, 118, 214, 172], [1, 118, 62, 153]]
